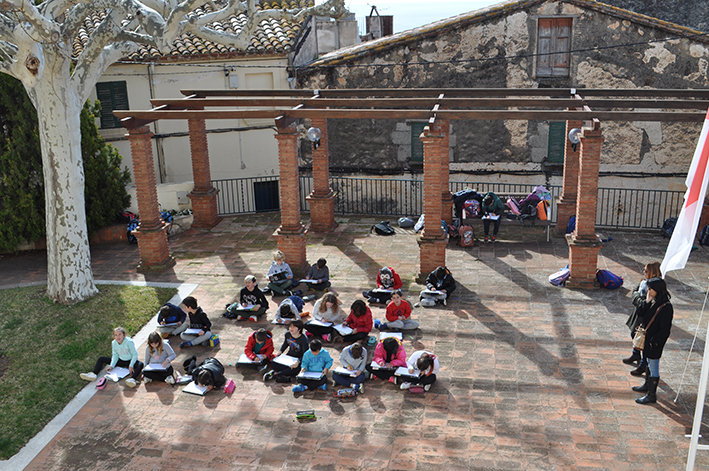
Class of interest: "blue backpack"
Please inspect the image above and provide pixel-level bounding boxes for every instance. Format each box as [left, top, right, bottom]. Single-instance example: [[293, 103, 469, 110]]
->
[[566, 216, 576, 234], [596, 269, 623, 289], [661, 217, 677, 238]]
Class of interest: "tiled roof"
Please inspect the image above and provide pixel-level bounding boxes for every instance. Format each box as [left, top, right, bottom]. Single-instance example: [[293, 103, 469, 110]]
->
[[72, 0, 312, 62], [304, 0, 709, 68]]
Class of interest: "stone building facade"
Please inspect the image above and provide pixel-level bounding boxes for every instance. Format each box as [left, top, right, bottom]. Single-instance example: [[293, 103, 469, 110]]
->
[[295, 0, 709, 193]]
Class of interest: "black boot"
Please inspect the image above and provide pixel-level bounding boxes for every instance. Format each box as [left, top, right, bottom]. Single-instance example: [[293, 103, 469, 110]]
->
[[630, 360, 648, 377], [635, 377, 659, 404], [622, 350, 642, 365], [632, 374, 650, 392]]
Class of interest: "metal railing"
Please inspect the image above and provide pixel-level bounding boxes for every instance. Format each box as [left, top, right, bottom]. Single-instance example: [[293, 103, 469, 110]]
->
[[212, 174, 685, 230]]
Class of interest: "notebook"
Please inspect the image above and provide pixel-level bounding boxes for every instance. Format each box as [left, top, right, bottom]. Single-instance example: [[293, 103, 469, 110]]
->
[[297, 371, 324, 380], [184, 328, 203, 335], [379, 332, 403, 340], [369, 361, 395, 371], [273, 354, 299, 367], [143, 363, 167, 371], [482, 214, 500, 220], [105, 367, 130, 382], [182, 381, 208, 396], [308, 319, 333, 327], [236, 304, 255, 311], [395, 367, 419, 379], [299, 279, 319, 284], [333, 367, 358, 377], [237, 353, 259, 365], [333, 324, 353, 336], [371, 288, 394, 293]]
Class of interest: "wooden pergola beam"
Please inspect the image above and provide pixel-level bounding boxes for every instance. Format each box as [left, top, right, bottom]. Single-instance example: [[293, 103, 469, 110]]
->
[[115, 108, 707, 122]]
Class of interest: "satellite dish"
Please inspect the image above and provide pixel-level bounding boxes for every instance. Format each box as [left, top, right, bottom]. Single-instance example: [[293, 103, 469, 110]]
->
[[568, 128, 582, 144], [307, 127, 322, 142]]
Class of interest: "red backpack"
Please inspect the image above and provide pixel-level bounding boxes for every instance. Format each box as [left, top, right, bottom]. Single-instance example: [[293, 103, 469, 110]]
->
[[458, 225, 474, 247]]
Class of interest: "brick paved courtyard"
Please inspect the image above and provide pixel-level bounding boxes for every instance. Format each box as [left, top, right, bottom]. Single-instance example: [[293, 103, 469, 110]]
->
[[4, 213, 709, 470]]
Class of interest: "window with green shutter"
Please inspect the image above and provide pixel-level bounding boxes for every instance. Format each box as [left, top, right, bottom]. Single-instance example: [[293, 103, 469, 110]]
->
[[410, 122, 426, 163], [547, 121, 566, 164], [95, 82, 129, 129]]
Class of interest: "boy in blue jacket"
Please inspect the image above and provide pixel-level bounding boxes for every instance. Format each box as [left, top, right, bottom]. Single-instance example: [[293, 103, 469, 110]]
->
[[156, 302, 188, 338], [293, 339, 333, 393]]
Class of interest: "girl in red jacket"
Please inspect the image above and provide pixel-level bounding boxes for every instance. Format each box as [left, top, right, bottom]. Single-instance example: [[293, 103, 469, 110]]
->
[[340, 299, 373, 344], [366, 337, 407, 382], [244, 329, 274, 369], [362, 266, 403, 304]]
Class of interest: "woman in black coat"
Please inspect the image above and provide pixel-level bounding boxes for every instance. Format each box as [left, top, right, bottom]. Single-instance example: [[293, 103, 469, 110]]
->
[[632, 278, 673, 404]]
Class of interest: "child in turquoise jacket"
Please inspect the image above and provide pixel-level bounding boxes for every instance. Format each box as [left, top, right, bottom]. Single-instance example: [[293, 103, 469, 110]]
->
[[293, 339, 333, 393]]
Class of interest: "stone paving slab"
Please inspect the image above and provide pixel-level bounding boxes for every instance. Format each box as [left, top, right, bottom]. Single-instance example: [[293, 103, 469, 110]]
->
[[3, 214, 709, 470]]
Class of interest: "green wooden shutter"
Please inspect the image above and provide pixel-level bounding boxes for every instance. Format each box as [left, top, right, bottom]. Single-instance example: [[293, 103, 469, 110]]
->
[[96, 82, 129, 129], [547, 122, 566, 164], [410, 122, 426, 163]]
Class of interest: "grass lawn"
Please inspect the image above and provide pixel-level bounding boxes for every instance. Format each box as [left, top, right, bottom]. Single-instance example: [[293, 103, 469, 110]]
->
[[0, 284, 176, 459]]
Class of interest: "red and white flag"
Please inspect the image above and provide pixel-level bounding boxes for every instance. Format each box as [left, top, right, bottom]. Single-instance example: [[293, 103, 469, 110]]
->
[[661, 109, 709, 278]]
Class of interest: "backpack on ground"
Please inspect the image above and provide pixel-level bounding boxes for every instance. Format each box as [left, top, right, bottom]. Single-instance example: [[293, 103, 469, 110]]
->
[[537, 200, 549, 221], [372, 221, 395, 236], [661, 217, 677, 238], [398, 217, 415, 228], [458, 225, 474, 247], [463, 199, 481, 219], [596, 269, 624, 289], [549, 266, 570, 286], [518, 202, 538, 226], [700, 225, 709, 246]]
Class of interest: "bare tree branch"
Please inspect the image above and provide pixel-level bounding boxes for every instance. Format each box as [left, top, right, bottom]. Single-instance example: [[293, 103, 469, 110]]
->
[[1, 0, 61, 41], [74, 41, 137, 103], [40, 0, 90, 22]]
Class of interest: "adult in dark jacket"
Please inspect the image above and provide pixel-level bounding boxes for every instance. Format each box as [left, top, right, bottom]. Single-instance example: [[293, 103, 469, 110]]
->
[[419, 266, 457, 306], [481, 192, 504, 243], [623, 261, 662, 376], [632, 278, 673, 404], [193, 357, 226, 391]]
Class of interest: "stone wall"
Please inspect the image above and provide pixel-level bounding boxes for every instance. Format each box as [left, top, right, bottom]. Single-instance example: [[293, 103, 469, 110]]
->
[[296, 0, 709, 188]]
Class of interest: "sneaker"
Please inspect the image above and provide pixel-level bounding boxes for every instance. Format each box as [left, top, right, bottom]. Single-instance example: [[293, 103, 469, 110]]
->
[[442, 297, 447, 306], [362, 291, 370, 298], [143, 376, 153, 384], [225, 303, 231, 310], [302, 295, 317, 302], [388, 376, 396, 384], [354, 383, 364, 394], [125, 378, 137, 388], [332, 333, 343, 343], [263, 370, 275, 381], [380, 323, 388, 331], [293, 289, 303, 297], [180, 341, 192, 348], [236, 315, 245, 321], [161, 332, 170, 339], [414, 302, 421, 308], [261, 287, 271, 294], [400, 382, 411, 390], [484, 236, 489, 243], [322, 334, 331, 342], [80, 372, 97, 382], [492, 235, 496, 243], [424, 384, 431, 391], [165, 376, 175, 385], [292, 384, 307, 393], [318, 383, 327, 391], [371, 298, 381, 304], [249, 315, 258, 322], [202, 341, 210, 347], [374, 319, 381, 329]]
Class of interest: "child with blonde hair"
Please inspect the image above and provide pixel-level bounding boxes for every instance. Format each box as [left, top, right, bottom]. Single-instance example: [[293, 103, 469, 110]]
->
[[143, 332, 177, 384], [80, 326, 144, 388], [266, 250, 294, 296]]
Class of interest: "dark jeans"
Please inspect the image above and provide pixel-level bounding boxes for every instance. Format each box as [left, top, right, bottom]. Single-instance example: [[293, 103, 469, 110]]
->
[[363, 289, 393, 303], [297, 376, 327, 389], [332, 372, 365, 386], [272, 361, 300, 377], [308, 281, 331, 291], [409, 373, 437, 386], [143, 365, 175, 382], [304, 323, 334, 337], [93, 357, 144, 379], [366, 364, 395, 381], [483, 218, 501, 236], [342, 332, 369, 344]]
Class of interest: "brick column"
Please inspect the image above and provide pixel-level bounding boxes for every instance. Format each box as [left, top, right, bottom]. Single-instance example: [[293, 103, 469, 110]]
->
[[566, 127, 603, 289], [186, 117, 221, 228], [274, 117, 308, 276], [417, 120, 447, 282], [306, 117, 337, 232], [439, 119, 453, 225], [555, 119, 583, 236], [126, 126, 175, 272]]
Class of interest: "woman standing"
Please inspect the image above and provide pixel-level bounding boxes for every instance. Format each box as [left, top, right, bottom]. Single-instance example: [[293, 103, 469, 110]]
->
[[632, 278, 673, 404], [624, 262, 662, 376]]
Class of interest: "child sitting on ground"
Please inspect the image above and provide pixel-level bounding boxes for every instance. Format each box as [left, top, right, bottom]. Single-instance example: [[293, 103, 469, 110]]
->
[[143, 331, 177, 384], [304, 293, 345, 342], [226, 275, 269, 321], [275, 295, 306, 324], [376, 290, 419, 331], [156, 302, 188, 338], [332, 342, 367, 394], [263, 320, 310, 381], [292, 339, 333, 393], [362, 266, 403, 304], [192, 357, 227, 392], [399, 350, 440, 391], [179, 296, 213, 348], [305, 258, 331, 291], [244, 328, 275, 369], [80, 326, 144, 388], [366, 337, 406, 383], [341, 299, 373, 344], [266, 250, 294, 296], [419, 266, 456, 307]]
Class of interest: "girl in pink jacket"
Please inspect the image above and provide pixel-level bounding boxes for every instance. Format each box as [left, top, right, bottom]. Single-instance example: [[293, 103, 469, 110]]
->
[[366, 337, 406, 382]]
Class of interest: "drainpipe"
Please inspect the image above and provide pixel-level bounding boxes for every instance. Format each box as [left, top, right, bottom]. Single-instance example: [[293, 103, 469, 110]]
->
[[148, 63, 167, 183]]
